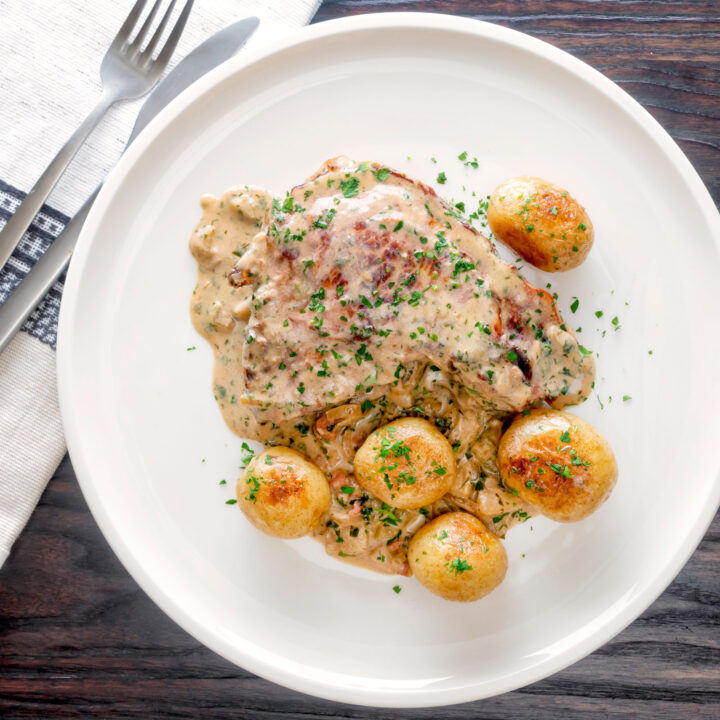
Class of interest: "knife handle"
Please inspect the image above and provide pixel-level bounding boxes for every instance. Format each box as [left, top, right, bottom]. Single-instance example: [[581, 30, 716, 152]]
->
[[0, 189, 97, 354]]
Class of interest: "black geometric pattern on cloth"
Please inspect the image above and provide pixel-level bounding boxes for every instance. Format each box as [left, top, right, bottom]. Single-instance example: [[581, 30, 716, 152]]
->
[[0, 180, 69, 349]]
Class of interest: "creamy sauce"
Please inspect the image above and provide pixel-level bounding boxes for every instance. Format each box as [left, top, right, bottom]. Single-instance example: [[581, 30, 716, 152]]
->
[[190, 186, 272, 438], [236, 157, 594, 424], [189, 158, 595, 575]]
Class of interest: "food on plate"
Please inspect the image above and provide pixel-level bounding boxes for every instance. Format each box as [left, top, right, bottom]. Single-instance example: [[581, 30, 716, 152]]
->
[[353, 418, 456, 509], [408, 512, 508, 601], [189, 156, 615, 600], [229, 159, 594, 421], [488, 176, 594, 271], [237, 447, 331, 538], [497, 408, 618, 522]]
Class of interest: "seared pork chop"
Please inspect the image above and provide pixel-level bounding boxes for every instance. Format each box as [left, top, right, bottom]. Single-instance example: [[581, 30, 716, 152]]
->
[[233, 158, 594, 423]]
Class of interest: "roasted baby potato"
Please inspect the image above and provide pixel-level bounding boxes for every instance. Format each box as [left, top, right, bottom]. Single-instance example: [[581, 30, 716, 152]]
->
[[408, 512, 508, 602], [237, 446, 331, 538], [488, 176, 594, 271], [497, 409, 617, 522], [353, 417, 456, 509]]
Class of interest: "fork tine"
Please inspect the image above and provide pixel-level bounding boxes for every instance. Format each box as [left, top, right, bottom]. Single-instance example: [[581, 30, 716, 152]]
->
[[151, 0, 194, 70], [140, 0, 177, 59], [109, 0, 150, 51], [128, 0, 165, 51]]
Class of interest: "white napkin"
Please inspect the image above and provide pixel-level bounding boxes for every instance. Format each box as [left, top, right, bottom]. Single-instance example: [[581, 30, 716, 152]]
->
[[0, 0, 321, 567]]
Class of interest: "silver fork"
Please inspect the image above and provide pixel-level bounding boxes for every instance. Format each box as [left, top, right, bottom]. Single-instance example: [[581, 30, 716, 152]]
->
[[0, 0, 194, 272]]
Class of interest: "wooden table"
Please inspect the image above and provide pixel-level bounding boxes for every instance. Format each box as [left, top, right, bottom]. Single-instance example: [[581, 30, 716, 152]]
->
[[1, 2, 718, 717]]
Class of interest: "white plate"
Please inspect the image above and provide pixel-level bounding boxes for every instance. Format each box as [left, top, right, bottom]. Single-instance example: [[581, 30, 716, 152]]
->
[[57, 13, 720, 708]]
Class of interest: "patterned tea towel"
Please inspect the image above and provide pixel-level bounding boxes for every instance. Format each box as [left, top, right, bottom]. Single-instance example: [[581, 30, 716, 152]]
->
[[0, 0, 321, 567]]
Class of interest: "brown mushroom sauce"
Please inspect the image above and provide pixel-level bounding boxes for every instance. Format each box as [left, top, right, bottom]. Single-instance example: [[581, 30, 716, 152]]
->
[[189, 186, 535, 576]]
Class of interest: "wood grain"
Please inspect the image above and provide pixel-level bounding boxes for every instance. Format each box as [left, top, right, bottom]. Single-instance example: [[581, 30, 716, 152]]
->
[[1, 2, 719, 717]]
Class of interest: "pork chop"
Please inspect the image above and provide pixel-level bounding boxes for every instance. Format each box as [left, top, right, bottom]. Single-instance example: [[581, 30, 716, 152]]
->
[[233, 157, 595, 423]]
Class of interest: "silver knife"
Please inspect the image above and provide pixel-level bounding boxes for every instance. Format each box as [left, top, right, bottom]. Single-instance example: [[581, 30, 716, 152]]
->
[[0, 16, 259, 354]]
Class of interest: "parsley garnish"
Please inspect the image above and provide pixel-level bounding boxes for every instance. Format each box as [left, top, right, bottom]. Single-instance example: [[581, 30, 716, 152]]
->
[[547, 463, 573, 478], [448, 558, 472, 575], [340, 177, 359, 198], [313, 208, 337, 229]]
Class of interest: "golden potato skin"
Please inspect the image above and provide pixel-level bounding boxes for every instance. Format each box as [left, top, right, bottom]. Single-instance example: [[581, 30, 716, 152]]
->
[[353, 417, 456, 509], [497, 409, 617, 522], [409, 512, 508, 602], [488, 176, 594, 272], [237, 446, 331, 538]]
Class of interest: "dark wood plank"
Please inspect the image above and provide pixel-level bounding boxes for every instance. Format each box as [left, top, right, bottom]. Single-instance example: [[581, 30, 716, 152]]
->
[[1, 2, 719, 718]]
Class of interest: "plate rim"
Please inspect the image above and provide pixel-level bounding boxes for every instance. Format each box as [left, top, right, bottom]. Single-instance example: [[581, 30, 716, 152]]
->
[[57, 11, 720, 708]]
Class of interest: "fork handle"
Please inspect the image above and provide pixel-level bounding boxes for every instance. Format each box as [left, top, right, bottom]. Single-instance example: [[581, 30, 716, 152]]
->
[[0, 190, 95, 354], [0, 91, 116, 272]]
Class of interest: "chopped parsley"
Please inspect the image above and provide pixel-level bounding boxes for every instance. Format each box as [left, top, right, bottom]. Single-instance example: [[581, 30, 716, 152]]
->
[[313, 208, 337, 229], [547, 462, 573, 478], [448, 558, 472, 575], [340, 177, 359, 198]]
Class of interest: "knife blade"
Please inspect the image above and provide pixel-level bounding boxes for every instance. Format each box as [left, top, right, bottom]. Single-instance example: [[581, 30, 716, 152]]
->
[[132, 16, 259, 144], [0, 17, 259, 354]]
